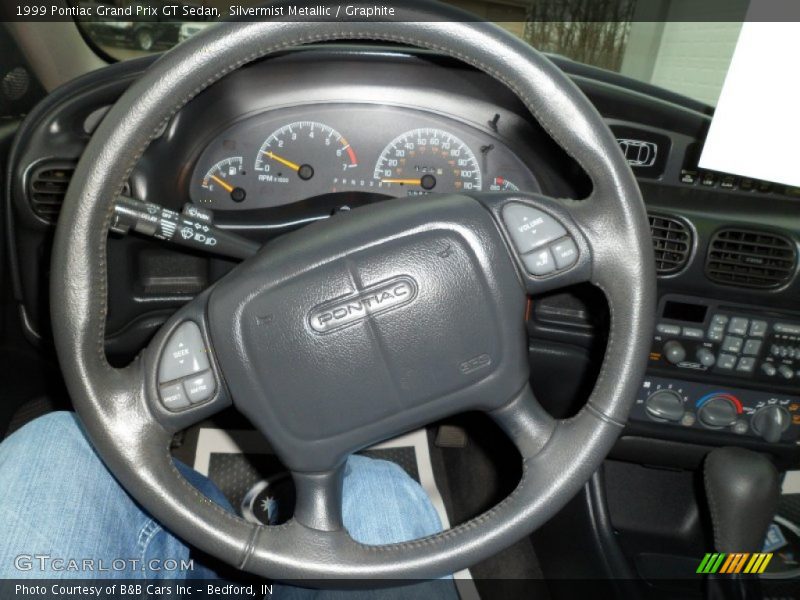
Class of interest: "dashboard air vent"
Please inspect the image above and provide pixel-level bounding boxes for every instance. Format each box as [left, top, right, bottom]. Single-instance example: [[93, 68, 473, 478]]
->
[[27, 162, 75, 223], [648, 214, 691, 275], [706, 229, 797, 289]]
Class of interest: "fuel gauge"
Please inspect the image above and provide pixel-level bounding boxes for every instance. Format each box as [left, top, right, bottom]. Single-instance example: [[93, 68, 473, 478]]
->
[[200, 157, 248, 205], [488, 176, 520, 192]]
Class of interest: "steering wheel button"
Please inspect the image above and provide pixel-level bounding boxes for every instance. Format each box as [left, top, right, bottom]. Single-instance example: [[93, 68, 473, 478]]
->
[[502, 204, 566, 254], [159, 321, 210, 383], [183, 371, 215, 404], [522, 247, 556, 276], [160, 383, 190, 411], [550, 237, 578, 270]]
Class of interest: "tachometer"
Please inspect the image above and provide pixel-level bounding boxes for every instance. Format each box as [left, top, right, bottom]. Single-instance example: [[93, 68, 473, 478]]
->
[[199, 156, 247, 205], [373, 128, 482, 195], [254, 121, 358, 185]]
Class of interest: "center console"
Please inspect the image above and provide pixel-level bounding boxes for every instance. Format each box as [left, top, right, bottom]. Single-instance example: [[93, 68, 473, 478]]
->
[[628, 295, 800, 451]]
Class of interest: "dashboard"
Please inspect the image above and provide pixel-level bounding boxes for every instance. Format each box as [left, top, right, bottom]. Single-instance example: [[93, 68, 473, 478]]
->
[[190, 104, 538, 210], [6, 45, 800, 468]]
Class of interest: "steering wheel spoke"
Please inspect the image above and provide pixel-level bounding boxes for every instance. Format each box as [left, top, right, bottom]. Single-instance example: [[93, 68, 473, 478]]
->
[[291, 465, 346, 532], [489, 384, 557, 459]]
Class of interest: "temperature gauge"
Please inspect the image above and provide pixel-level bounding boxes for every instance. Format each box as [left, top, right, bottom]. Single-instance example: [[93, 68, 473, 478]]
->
[[200, 157, 247, 205]]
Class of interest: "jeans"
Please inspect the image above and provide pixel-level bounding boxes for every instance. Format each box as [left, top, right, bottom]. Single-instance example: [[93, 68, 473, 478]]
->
[[0, 412, 457, 599]]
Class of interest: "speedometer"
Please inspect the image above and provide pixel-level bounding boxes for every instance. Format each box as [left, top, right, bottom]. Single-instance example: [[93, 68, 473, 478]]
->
[[373, 128, 482, 195]]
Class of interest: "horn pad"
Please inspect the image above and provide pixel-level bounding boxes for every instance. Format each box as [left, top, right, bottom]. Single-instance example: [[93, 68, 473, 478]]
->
[[208, 195, 528, 472]]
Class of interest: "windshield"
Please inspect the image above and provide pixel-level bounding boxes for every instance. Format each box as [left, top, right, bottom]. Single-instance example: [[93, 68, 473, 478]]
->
[[71, 0, 744, 107]]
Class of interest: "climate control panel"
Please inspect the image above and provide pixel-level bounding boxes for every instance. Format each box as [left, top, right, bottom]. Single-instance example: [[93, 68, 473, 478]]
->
[[631, 376, 800, 444]]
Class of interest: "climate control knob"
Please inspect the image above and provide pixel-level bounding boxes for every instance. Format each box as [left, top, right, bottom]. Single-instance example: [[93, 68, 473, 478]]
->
[[752, 405, 790, 443], [645, 390, 685, 422], [663, 340, 687, 365], [698, 396, 738, 429]]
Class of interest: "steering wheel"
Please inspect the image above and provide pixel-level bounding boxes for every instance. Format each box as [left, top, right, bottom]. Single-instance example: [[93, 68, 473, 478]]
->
[[51, 1, 655, 581]]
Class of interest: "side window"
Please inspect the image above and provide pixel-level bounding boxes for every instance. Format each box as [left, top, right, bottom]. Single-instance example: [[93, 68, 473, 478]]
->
[[0, 25, 45, 120]]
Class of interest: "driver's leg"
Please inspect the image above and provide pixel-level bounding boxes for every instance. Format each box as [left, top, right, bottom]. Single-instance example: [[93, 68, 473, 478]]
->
[[0, 412, 458, 597], [0, 411, 226, 579]]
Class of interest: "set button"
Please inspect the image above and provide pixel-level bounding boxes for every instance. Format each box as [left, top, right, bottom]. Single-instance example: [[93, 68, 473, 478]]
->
[[502, 204, 578, 276], [158, 321, 217, 412]]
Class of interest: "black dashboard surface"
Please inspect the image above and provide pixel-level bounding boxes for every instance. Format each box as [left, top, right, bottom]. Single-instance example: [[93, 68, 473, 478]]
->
[[6, 47, 800, 460]]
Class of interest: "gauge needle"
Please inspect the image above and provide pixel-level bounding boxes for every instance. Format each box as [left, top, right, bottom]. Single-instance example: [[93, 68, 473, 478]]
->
[[263, 151, 301, 172], [209, 174, 235, 193], [381, 178, 422, 185]]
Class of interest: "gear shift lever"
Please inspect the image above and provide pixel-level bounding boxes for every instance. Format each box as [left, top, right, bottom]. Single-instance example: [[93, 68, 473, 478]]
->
[[703, 447, 780, 600]]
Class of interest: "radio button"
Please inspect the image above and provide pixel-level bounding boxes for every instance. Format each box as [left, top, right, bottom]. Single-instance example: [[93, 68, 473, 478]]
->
[[663, 340, 687, 364], [721, 336, 743, 354], [656, 323, 681, 336], [743, 340, 763, 356], [761, 363, 777, 377], [707, 325, 725, 342], [778, 365, 795, 380], [728, 317, 749, 336], [749, 320, 768, 337], [711, 314, 729, 327], [717, 354, 737, 370], [683, 327, 704, 339], [696, 348, 716, 367], [775, 323, 800, 335], [736, 357, 756, 373]]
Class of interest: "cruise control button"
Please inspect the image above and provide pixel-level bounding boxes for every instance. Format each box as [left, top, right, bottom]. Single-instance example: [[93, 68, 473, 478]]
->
[[183, 370, 216, 405], [160, 383, 190, 411], [550, 237, 578, 270], [502, 204, 567, 254], [522, 247, 556, 276], [159, 321, 210, 383]]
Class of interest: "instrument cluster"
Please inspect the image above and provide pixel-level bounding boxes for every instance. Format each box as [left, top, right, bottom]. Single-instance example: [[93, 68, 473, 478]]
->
[[190, 104, 539, 211]]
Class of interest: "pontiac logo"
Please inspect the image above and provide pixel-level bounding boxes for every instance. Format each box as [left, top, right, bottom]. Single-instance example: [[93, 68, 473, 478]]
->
[[308, 276, 418, 333]]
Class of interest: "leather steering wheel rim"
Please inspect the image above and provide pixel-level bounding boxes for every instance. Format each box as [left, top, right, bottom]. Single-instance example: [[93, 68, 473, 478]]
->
[[51, 0, 655, 581]]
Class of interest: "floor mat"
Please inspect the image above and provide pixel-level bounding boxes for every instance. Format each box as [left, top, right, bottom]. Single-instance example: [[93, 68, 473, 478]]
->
[[188, 427, 480, 599]]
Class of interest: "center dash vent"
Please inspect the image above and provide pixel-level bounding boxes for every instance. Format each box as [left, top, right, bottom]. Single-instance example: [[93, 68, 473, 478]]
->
[[706, 229, 797, 289], [648, 214, 692, 275], [27, 162, 75, 223]]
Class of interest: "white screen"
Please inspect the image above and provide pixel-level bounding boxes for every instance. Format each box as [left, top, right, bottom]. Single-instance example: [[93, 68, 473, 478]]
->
[[699, 20, 800, 187]]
